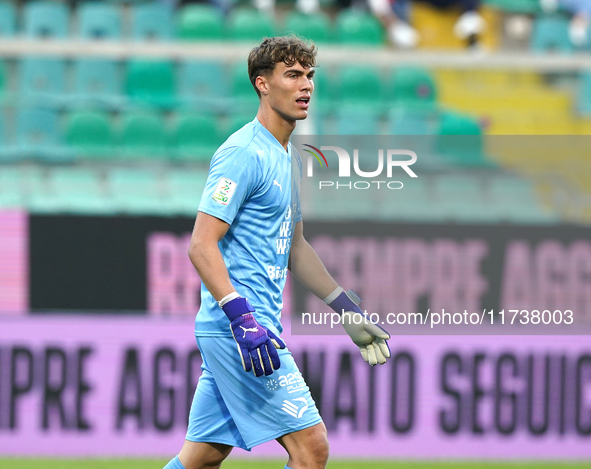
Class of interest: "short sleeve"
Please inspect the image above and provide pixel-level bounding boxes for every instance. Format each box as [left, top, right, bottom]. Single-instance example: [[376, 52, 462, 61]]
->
[[198, 146, 259, 225]]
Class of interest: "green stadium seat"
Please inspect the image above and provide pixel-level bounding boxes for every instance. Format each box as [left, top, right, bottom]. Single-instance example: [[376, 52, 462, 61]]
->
[[577, 71, 591, 115], [388, 107, 436, 135], [379, 177, 445, 222], [177, 5, 224, 41], [173, 114, 220, 163], [436, 112, 495, 168], [20, 58, 66, 108], [132, 3, 173, 40], [0, 167, 24, 208], [434, 175, 497, 223], [334, 67, 384, 110], [16, 109, 67, 161], [65, 111, 114, 158], [108, 168, 165, 214], [120, 111, 167, 158], [78, 3, 122, 39], [0, 1, 16, 37], [335, 10, 384, 45], [46, 168, 112, 214], [125, 60, 176, 108], [483, 0, 540, 14], [226, 114, 254, 136], [336, 109, 380, 134], [388, 67, 437, 108], [283, 11, 332, 43], [310, 67, 331, 112], [228, 9, 275, 41], [165, 169, 208, 215], [489, 177, 559, 223], [24, 1, 69, 39], [230, 63, 259, 113], [178, 61, 229, 111], [531, 15, 573, 53], [72, 59, 123, 109], [0, 60, 6, 102]]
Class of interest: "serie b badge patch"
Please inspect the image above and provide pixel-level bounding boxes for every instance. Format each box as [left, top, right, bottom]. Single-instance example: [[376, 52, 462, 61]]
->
[[212, 177, 237, 206]]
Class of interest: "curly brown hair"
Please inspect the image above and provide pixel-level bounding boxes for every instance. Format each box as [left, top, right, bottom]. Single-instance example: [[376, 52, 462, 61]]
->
[[247, 36, 317, 98]]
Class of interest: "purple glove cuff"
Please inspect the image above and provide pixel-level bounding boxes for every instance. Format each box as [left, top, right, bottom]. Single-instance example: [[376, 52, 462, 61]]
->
[[327, 290, 364, 316], [221, 297, 255, 321]]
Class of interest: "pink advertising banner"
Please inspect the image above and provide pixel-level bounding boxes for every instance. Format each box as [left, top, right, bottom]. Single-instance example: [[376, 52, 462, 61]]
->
[[0, 211, 28, 314], [0, 315, 590, 459]]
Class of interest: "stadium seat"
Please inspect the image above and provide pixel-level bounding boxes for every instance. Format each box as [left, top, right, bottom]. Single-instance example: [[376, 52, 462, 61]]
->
[[226, 114, 254, 136], [228, 9, 275, 41], [172, 114, 220, 162], [380, 177, 445, 221], [165, 169, 208, 215], [132, 3, 173, 40], [0, 167, 24, 208], [230, 63, 258, 113], [24, 1, 69, 39], [388, 107, 437, 135], [178, 61, 229, 111], [120, 111, 167, 158], [336, 109, 381, 135], [335, 10, 384, 45], [483, 0, 540, 14], [434, 175, 497, 223], [20, 58, 66, 108], [125, 60, 176, 108], [388, 67, 437, 108], [489, 176, 559, 223], [311, 67, 331, 112], [177, 5, 224, 41], [72, 59, 123, 109], [530, 15, 573, 53], [0, 1, 16, 37], [47, 168, 112, 214], [283, 11, 332, 43], [435, 112, 494, 167], [334, 67, 384, 110], [0, 60, 6, 101], [16, 108, 66, 161], [65, 111, 114, 158], [78, 3, 122, 39], [108, 168, 165, 214], [578, 71, 591, 115]]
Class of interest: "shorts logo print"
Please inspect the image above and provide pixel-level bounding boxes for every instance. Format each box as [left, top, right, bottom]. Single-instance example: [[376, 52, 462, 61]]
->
[[265, 378, 279, 391], [281, 397, 308, 418]]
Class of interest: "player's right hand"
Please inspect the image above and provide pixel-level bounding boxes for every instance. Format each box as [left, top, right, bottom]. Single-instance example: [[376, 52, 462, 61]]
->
[[223, 297, 286, 377]]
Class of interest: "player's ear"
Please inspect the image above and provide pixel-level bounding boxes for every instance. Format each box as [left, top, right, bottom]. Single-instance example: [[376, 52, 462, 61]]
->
[[256, 75, 269, 96]]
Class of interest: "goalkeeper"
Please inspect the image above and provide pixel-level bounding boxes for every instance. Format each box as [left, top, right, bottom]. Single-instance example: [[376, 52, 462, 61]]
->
[[164, 36, 391, 469]]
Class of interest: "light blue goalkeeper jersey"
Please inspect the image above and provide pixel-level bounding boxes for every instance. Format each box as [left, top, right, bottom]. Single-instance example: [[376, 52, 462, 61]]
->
[[195, 117, 302, 338]]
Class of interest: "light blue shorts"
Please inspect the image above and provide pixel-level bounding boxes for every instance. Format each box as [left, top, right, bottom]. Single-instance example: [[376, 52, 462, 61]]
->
[[186, 336, 323, 451]]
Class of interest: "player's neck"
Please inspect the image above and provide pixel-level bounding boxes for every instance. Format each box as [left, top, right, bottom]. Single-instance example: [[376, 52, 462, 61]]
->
[[256, 108, 295, 152]]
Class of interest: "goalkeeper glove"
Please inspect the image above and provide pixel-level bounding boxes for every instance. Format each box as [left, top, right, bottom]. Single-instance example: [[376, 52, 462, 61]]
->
[[326, 287, 391, 366], [221, 296, 286, 377]]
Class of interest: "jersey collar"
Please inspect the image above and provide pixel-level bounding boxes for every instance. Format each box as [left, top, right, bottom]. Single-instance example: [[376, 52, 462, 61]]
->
[[254, 117, 292, 156]]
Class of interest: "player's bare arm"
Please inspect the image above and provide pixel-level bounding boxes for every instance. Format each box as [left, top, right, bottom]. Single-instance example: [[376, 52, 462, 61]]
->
[[289, 220, 392, 366], [289, 220, 338, 299], [188, 211, 235, 302]]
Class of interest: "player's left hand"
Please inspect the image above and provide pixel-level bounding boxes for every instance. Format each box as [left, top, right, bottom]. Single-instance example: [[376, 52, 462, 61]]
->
[[223, 297, 286, 377], [327, 289, 391, 366]]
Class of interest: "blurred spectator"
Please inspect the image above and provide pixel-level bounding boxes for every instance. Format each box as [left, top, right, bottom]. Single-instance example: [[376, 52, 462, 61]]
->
[[368, 0, 485, 48], [541, 0, 591, 46]]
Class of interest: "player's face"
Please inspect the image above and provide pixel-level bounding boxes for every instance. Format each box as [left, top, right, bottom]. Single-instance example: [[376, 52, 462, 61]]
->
[[265, 61, 314, 121]]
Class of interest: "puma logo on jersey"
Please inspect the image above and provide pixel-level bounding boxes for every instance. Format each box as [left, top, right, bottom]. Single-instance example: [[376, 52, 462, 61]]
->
[[240, 326, 258, 337], [273, 180, 282, 192]]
